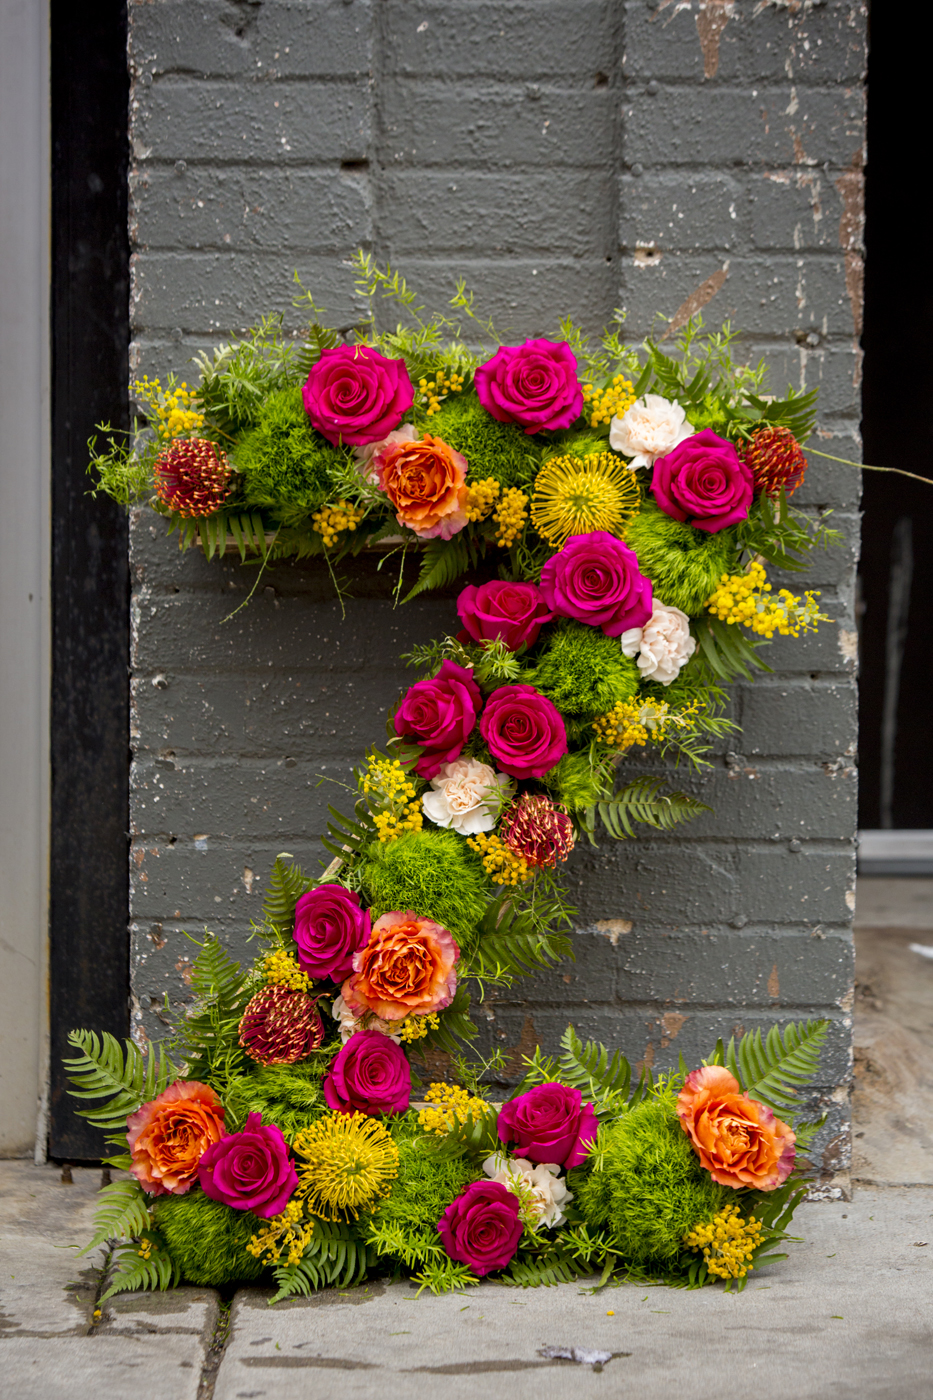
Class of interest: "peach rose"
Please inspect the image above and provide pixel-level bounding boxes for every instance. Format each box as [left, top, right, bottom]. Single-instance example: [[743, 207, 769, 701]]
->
[[341, 910, 459, 1022], [676, 1065, 795, 1191], [372, 432, 469, 539], [127, 1080, 226, 1196]]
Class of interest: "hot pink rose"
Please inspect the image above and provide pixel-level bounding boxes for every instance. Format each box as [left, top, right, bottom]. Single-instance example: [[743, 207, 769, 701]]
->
[[474, 339, 583, 434], [539, 531, 653, 638], [197, 1112, 298, 1219], [479, 684, 567, 780], [323, 1029, 412, 1116], [394, 660, 482, 780], [437, 1179, 523, 1276], [650, 428, 754, 533], [293, 884, 371, 983], [457, 580, 554, 652], [301, 344, 415, 447], [497, 1082, 598, 1168]]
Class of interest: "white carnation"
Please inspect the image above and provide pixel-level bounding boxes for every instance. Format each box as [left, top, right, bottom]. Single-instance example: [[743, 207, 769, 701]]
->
[[422, 758, 512, 835], [482, 1153, 572, 1229], [331, 995, 401, 1045], [609, 393, 694, 470], [620, 602, 696, 685]]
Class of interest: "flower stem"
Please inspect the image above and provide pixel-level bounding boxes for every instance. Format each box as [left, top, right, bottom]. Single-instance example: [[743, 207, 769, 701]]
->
[[805, 447, 933, 487]]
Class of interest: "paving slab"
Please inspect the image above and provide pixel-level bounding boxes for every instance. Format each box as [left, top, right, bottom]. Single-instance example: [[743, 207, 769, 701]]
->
[[1, 1333, 206, 1400], [213, 1189, 933, 1400]]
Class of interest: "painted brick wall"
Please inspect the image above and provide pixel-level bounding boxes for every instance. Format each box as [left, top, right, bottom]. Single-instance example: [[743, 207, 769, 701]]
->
[[127, 0, 865, 1193]]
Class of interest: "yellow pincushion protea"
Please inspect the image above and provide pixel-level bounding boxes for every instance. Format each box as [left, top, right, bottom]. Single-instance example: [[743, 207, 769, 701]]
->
[[291, 1112, 399, 1221], [530, 452, 640, 547]]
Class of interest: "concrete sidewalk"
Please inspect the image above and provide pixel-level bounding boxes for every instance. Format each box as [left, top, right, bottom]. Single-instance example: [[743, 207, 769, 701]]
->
[[1, 1159, 931, 1400]]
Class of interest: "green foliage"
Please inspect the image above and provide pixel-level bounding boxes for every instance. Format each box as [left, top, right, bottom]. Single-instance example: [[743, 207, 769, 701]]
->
[[503, 1246, 592, 1289], [711, 1019, 829, 1120], [411, 983, 479, 1055], [736, 489, 842, 574], [193, 314, 302, 435], [87, 425, 156, 506], [516, 1024, 649, 1119], [80, 1178, 153, 1255], [365, 1135, 481, 1280], [427, 393, 542, 489], [623, 503, 739, 616], [269, 1220, 369, 1302], [321, 803, 375, 865], [233, 386, 348, 511], [462, 888, 573, 990], [361, 828, 490, 946], [529, 622, 640, 720], [402, 530, 487, 603], [100, 1233, 181, 1302], [575, 1092, 731, 1266], [63, 1030, 179, 1135], [169, 935, 251, 1090], [153, 1189, 265, 1287], [225, 1060, 333, 1139], [580, 776, 709, 843], [690, 612, 771, 683], [543, 748, 615, 809], [260, 853, 316, 940]]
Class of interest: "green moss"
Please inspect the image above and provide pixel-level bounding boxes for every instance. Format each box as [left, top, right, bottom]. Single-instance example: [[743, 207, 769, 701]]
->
[[362, 829, 489, 948], [153, 1189, 266, 1287], [529, 621, 640, 720], [233, 386, 349, 511], [623, 503, 738, 616], [574, 1093, 731, 1266], [427, 393, 542, 489], [228, 1062, 329, 1144]]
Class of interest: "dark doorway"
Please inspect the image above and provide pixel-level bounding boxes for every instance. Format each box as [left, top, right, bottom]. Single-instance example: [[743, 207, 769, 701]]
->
[[859, 1, 933, 829], [49, 1, 131, 1158]]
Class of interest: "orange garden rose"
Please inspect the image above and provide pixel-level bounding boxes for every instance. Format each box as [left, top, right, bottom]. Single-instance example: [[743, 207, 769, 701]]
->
[[373, 432, 469, 539], [676, 1065, 796, 1190], [127, 1080, 226, 1196], [341, 910, 459, 1022]]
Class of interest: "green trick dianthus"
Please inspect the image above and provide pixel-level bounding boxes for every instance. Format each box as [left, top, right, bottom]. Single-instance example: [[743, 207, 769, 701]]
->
[[233, 386, 350, 511], [623, 503, 738, 616], [574, 1092, 731, 1267], [427, 393, 542, 490], [364, 1133, 481, 1264], [361, 829, 490, 948], [529, 621, 640, 720], [543, 750, 611, 809], [228, 1061, 330, 1144], [153, 1188, 266, 1287]]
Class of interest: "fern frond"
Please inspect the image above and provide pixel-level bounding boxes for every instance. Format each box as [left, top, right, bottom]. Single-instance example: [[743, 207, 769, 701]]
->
[[80, 1179, 152, 1255], [502, 1250, 590, 1288], [517, 1025, 649, 1117], [261, 853, 315, 938], [99, 1235, 179, 1302], [171, 934, 251, 1087], [64, 1031, 179, 1132], [463, 892, 572, 985], [581, 777, 708, 843], [268, 1220, 369, 1303], [725, 1020, 829, 1117], [402, 533, 484, 603]]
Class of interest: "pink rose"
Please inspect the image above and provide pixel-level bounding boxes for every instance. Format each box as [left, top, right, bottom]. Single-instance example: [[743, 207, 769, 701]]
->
[[479, 684, 568, 780], [293, 884, 371, 983], [301, 344, 414, 447], [197, 1113, 298, 1219], [497, 1082, 598, 1168], [539, 531, 653, 637], [437, 1179, 523, 1276], [474, 339, 583, 434], [650, 428, 754, 533], [394, 660, 482, 780], [457, 580, 554, 652], [323, 1029, 412, 1116]]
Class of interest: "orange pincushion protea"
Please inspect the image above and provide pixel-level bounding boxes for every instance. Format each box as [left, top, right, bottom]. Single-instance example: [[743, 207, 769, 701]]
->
[[341, 910, 458, 1022], [126, 1080, 226, 1196], [738, 424, 807, 499], [676, 1065, 796, 1190], [154, 437, 233, 517], [238, 984, 325, 1066], [500, 794, 575, 870]]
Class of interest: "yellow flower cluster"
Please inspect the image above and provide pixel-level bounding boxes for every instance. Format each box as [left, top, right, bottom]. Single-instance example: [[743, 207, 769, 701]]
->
[[581, 374, 637, 428], [465, 476, 500, 523], [683, 1204, 764, 1281], [467, 831, 531, 885], [292, 1112, 399, 1220], [593, 698, 670, 751], [530, 452, 640, 547], [417, 1082, 491, 1136], [706, 561, 828, 639], [362, 755, 423, 843], [493, 487, 529, 548], [137, 1237, 154, 1261], [418, 367, 465, 416], [263, 948, 311, 992], [395, 1012, 440, 1044], [311, 499, 366, 548], [132, 376, 205, 441], [248, 1198, 316, 1267]]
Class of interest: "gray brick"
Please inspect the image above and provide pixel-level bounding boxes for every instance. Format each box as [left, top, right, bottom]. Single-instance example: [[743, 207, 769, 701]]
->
[[737, 679, 858, 759], [750, 168, 856, 252], [131, 0, 372, 80], [132, 78, 371, 164], [620, 172, 744, 253]]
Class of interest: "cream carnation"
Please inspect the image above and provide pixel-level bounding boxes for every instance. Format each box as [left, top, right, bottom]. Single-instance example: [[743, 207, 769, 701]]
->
[[620, 602, 696, 685], [482, 1152, 572, 1229], [421, 758, 512, 835], [331, 994, 401, 1045], [609, 393, 694, 470]]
